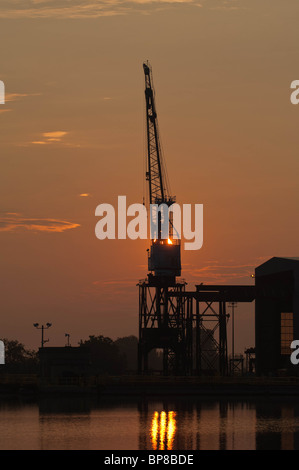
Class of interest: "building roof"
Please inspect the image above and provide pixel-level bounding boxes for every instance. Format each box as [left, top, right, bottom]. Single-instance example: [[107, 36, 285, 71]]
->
[[255, 257, 299, 277]]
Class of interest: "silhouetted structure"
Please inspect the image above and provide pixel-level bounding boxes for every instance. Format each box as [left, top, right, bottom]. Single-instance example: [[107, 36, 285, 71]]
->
[[255, 257, 299, 376], [191, 285, 254, 376], [138, 278, 192, 375], [193, 328, 218, 374], [139, 282, 255, 376], [138, 62, 186, 375], [229, 354, 244, 376], [39, 347, 90, 383], [245, 347, 255, 374], [138, 62, 256, 376]]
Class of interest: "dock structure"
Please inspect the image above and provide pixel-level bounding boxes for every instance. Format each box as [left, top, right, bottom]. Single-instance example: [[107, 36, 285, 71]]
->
[[138, 280, 255, 377]]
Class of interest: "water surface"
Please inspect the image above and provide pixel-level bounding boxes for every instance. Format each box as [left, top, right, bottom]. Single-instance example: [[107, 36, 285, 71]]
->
[[0, 396, 298, 450]]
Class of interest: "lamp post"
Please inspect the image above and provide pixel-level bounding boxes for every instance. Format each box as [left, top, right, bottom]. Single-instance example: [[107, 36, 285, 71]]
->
[[33, 323, 52, 348], [65, 333, 70, 347]]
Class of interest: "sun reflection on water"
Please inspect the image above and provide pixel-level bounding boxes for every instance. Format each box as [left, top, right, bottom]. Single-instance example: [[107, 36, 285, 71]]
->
[[151, 411, 176, 450]]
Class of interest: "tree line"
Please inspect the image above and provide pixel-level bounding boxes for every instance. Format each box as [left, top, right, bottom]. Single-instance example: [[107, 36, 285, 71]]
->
[[0, 335, 162, 374]]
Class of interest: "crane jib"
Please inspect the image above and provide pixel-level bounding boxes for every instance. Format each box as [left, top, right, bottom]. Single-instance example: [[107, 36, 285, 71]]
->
[[143, 62, 182, 278]]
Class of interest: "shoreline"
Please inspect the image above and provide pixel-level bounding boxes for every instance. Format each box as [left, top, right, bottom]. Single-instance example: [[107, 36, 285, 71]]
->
[[2, 374, 299, 397]]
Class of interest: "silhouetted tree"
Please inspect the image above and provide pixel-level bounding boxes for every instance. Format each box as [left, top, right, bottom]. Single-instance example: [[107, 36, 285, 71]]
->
[[79, 335, 126, 375], [0, 338, 39, 373]]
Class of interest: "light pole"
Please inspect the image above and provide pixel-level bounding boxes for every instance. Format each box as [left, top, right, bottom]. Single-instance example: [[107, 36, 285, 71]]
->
[[65, 333, 71, 347], [33, 323, 52, 348]]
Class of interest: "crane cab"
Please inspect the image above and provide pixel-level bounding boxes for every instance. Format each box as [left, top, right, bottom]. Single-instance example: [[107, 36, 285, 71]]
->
[[148, 239, 181, 277]]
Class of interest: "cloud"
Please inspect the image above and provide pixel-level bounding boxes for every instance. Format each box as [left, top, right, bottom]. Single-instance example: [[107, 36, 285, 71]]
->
[[0, 0, 204, 19], [0, 212, 80, 233], [183, 259, 258, 284], [42, 131, 68, 141], [5, 92, 41, 102], [31, 130, 69, 145], [0, 93, 41, 115], [27, 130, 83, 148]]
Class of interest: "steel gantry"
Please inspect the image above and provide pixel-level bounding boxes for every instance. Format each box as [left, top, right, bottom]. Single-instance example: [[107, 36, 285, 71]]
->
[[138, 62, 255, 376]]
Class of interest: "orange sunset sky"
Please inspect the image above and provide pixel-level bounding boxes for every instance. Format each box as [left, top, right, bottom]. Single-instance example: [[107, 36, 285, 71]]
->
[[0, 0, 299, 353]]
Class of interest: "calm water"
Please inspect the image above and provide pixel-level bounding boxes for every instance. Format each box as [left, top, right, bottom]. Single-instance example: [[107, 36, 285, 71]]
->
[[0, 396, 299, 450]]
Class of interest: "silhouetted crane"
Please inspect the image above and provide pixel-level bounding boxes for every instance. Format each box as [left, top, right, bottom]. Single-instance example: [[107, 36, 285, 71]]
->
[[143, 61, 181, 280], [138, 62, 187, 376]]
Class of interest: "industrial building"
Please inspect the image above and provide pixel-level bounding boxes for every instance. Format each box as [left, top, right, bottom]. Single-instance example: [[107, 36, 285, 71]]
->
[[39, 346, 90, 384], [255, 257, 299, 376]]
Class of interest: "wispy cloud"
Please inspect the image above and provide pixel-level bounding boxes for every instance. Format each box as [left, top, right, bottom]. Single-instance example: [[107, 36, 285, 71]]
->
[[42, 131, 68, 141], [0, 0, 205, 19], [0, 93, 41, 116], [0, 212, 80, 233], [5, 92, 41, 102], [20, 129, 83, 148], [31, 130, 69, 145], [183, 258, 265, 284]]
